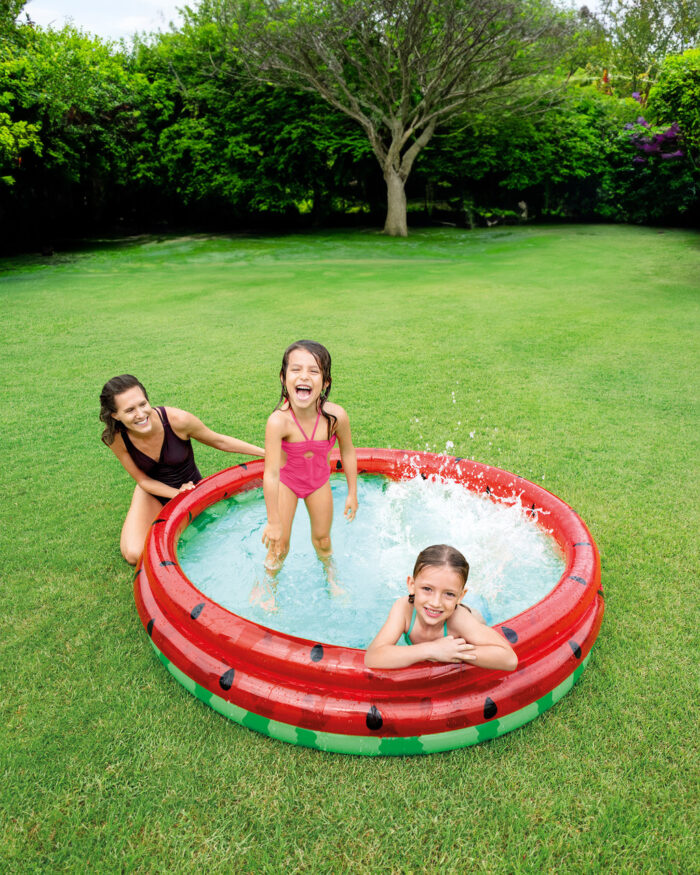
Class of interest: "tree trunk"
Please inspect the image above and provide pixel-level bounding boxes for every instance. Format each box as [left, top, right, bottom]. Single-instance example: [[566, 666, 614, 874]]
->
[[383, 167, 408, 237]]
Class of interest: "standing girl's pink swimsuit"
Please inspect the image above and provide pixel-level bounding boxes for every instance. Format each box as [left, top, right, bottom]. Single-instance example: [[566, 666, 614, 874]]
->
[[279, 408, 337, 499]]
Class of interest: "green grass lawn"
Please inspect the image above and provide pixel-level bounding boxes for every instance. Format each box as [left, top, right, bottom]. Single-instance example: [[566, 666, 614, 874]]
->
[[2, 225, 698, 872]]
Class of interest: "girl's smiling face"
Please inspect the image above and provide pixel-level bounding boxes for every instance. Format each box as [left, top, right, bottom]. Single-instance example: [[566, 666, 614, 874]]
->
[[283, 348, 327, 409], [111, 386, 154, 435], [408, 565, 466, 626]]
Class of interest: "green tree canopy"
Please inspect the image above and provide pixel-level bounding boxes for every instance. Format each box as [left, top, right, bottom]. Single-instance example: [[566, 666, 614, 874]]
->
[[598, 0, 700, 97], [199, 0, 573, 236], [649, 46, 700, 155]]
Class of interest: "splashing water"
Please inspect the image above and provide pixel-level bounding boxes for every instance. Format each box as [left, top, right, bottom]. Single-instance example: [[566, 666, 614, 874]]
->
[[178, 473, 564, 649]]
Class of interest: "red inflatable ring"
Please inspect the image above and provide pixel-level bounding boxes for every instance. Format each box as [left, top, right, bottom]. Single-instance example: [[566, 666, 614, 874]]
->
[[134, 449, 603, 755]]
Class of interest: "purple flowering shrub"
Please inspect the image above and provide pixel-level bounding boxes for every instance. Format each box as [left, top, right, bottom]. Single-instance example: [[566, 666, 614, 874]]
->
[[597, 109, 697, 223], [623, 118, 685, 165]]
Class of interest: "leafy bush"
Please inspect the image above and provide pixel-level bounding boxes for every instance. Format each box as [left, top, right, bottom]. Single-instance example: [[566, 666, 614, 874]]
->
[[649, 48, 700, 158]]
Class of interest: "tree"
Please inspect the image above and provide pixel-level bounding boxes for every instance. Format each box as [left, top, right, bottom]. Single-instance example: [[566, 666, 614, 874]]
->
[[131, 24, 375, 223], [597, 0, 700, 98], [0, 0, 27, 34], [0, 21, 152, 247], [200, 0, 572, 236]]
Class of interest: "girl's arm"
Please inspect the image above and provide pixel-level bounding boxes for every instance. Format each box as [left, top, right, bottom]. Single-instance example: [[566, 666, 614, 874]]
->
[[108, 436, 192, 501], [364, 600, 476, 668], [450, 609, 518, 671], [261, 413, 285, 550], [167, 408, 265, 456], [331, 405, 358, 520]]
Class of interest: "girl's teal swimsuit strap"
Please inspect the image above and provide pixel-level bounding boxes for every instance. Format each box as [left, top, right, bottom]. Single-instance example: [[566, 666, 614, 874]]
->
[[402, 606, 449, 645], [401, 603, 472, 645]]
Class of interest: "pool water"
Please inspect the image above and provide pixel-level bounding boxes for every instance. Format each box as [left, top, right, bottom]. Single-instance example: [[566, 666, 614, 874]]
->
[[177, 473, 565, 649]]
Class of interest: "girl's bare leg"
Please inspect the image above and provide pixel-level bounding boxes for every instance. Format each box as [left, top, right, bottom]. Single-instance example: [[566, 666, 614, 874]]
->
[[305, 480, 333, 560], [120, 485, 163, 565], [253, 484, 298, 611], [264, 483, 298, 573], [305, 481, 343, 596]]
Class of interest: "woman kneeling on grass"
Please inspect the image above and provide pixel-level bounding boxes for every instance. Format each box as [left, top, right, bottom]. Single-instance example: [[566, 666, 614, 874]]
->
[[365, 544, 518, 671], [100, 374, 264, 565]]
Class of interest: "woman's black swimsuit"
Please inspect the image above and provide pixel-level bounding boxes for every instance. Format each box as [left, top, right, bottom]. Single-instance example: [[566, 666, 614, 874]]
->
[[121, 406, 202, 505]]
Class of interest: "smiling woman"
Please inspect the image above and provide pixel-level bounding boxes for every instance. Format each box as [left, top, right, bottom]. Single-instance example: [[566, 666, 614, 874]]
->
[[99, 374, 265, 565]]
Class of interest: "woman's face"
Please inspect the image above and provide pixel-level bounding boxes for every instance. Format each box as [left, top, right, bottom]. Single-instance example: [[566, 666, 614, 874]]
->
[[111, 386, 154, 435]]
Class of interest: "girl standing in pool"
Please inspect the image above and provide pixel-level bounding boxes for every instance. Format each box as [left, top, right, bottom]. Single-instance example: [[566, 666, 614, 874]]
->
[[100, 374, 264, 565], [261, 340, 358, 582], [365, 544, 518, 670]]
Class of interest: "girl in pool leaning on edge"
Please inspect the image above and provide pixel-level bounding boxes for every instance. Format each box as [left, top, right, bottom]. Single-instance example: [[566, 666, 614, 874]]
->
[[365, 544, 518, 670]]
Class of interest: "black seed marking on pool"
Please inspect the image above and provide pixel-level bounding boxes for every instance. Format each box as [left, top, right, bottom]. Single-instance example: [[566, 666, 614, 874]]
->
[[502, 626, 518, 643], [310, 644, 324, 662], [484, 697, 498, 719], [190, 603, 205, 620], [574, 542, 592, 547], [220, 668, 234, 690], [366, 706, 383, 730], [569, 575, 587, 585], [335, 460, 342, 470], [152, 518, 166, 525], [147, 619, 154, 637], [569, 641, 582, 659], [159, 560, 176, 567]]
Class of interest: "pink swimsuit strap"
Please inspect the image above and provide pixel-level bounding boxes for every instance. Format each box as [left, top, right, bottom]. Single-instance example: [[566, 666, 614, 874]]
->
[[288, 407, 322, 442]]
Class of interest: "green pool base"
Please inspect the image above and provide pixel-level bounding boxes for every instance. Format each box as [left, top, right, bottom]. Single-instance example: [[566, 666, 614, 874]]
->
[[149, 639, 592, 756]]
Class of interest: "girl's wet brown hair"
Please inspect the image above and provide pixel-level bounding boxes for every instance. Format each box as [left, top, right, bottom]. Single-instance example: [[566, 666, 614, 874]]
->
[[277, 340, 337, 436], [409, 544, 470, 603], [99, 374, 148, 445]]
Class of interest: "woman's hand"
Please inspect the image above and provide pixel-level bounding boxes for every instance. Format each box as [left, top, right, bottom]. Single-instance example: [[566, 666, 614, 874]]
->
[[178, 481, 196, 493]]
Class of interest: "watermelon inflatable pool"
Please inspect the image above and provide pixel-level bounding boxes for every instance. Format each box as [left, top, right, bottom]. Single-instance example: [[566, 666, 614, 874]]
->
[[134, 449, 603, 755]]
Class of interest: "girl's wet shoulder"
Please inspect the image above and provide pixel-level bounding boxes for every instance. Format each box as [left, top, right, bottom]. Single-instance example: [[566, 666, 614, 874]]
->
[[266, 408, 291, 436], [324, 401, 347, 419]]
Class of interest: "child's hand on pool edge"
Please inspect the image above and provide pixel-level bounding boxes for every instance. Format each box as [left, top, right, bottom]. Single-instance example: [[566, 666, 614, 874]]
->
[[434, 636, 477, 663]]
